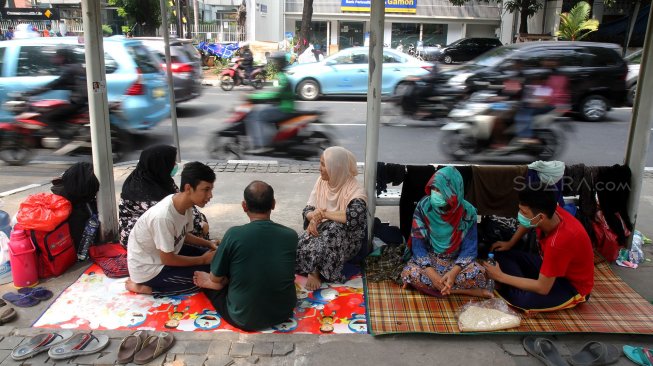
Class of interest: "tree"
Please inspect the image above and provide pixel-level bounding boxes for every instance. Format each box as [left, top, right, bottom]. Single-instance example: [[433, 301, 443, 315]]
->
[[450, 0, 543, 34], [237, 0, 247, 41], [108, 0, 161, 36], [556, 1, 599, 41], [297, 0, 314, 54]]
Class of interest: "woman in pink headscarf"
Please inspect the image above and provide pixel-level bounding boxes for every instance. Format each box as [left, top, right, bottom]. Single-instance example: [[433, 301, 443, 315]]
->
[[296, 147, 368, 291]]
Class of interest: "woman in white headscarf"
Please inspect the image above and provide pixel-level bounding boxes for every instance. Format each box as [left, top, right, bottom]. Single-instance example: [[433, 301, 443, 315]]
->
[[296, 147, 368, 291]]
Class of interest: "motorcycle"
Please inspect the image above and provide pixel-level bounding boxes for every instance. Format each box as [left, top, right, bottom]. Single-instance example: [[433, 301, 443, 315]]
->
[[0, 95, 129, 166], [438, 90, 573, 161], [207, 103, 335, 160], [219, 57, 267, 91], [395, 75, 465, 123]]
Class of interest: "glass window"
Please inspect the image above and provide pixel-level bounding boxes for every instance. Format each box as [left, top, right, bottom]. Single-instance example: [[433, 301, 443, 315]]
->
[[332, 51, 353, 64], [391, 23, 419, 48], [383, 51, 404, 63], [0, 47, 5, 76], [626, 51, 642, 64], [473, 46, 516, 67], [351, 50, 368, 64], [587, 47, 623, 66], [422, 24, 447, 47], [17, 46, 61, 77], [126, 45, 160, 74], [295, 21, 328, 50]]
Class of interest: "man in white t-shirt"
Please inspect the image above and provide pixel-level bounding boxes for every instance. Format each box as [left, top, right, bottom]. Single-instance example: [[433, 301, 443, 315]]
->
[[126, 162, 218, 296]]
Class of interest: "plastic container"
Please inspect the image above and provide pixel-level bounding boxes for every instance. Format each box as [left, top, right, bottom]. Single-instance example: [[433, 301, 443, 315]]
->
[[486, 252, 496, 293], [0, 210, 11, 238], [7, 226, 39, 288]]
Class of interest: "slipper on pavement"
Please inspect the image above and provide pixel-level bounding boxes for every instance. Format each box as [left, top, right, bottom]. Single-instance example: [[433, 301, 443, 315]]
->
[[48, 333, 109, 360], [2, 292, 40, 308], [569, 341, 620, 366], [623, 345, 653, 366], [133, 332, 175, 365], [523, 336, 568, 366], [117, 330, 149, 364], [11, 330, 73, 361], [18, 287, 53, 301], [0, 307, 16, 325]]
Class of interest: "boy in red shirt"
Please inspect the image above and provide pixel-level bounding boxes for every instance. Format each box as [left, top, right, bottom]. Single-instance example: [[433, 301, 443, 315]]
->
[[485, 184, 594, 312]]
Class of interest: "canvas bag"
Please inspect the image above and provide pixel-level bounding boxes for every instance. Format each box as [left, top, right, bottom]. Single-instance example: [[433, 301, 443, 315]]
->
[[89, 243, 128, 278], [30, 221, 77, 279]]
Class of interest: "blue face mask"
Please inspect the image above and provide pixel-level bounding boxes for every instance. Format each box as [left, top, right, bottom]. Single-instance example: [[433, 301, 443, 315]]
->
[[170, 163, 179, 177], [518, 212, 541, 228], [430, 190, 447, 208]]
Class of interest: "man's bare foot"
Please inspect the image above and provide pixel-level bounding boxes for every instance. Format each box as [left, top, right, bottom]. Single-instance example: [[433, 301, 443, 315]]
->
[[193, 271, 224, 290], [305, 272, 322, 291], [451, 288, 495, 298], [125, 279, 153, 295]]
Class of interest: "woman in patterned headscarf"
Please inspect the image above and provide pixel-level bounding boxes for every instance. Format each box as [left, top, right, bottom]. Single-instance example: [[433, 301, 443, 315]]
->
[[401, 166, 491, 298], [296, 147, 368, 291]]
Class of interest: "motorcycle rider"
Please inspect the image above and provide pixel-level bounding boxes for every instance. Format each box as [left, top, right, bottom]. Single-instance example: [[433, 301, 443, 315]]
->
[[239, 42, 254, 82], [22, 46, 87, 142], [244, 52, 295, 154]]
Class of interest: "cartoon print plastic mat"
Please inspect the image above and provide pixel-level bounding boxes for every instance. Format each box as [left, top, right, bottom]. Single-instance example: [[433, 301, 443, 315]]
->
[[34, 264, 367, 334], [366, 257, 653, 335]]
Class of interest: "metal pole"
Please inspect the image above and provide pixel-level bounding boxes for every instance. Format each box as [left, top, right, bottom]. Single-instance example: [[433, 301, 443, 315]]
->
[[160, 0, 181, 162], [81, 0, 118, 241], [625, 3, 653, 246], [364, 1, 384, 247], [193, 0, 199, 41]]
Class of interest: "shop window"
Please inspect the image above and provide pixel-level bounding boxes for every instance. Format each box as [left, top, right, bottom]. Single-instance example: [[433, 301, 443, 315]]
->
[[422, 24, 448, 47], [391, 23, 419, 48], [295, 21, 328, 50]]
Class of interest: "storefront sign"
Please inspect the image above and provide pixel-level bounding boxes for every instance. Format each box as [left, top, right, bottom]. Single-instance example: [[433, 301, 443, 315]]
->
[[0, 7, 60, 20], [341, 0, 417, 14]]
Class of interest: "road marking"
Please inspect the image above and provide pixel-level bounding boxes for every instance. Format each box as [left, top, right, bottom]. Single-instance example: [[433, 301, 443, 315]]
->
[[0, 183, 43, 198]]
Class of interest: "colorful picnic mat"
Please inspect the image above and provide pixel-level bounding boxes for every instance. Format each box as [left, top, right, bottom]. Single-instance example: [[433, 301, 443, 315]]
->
[[366, 258, 653, 335], [34, 264, 367, 334]]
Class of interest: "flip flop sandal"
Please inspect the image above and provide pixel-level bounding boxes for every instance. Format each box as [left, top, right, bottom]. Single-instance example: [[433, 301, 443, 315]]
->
[[11, 330, 73, 361], [133, 332, 175, 365], [18, 287, 53, 301], [2, 292, 40, 308], [0, 299, 6, 307], [47, 333, 109, 360], [116, 330, 149, 364], [569, 341, 620, 366], [523, 336, 568, 366], [624, 345, 653, 366], [0, 307, 16, 325]]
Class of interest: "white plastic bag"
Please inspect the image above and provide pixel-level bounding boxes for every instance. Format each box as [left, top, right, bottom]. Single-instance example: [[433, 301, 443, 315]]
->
[[0, 231, 10, 277], [458, 298, 521, 332]]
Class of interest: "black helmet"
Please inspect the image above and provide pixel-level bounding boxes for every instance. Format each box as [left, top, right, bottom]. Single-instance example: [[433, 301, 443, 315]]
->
[[269, 51, 290, 70], [55, 47, 78, 64]]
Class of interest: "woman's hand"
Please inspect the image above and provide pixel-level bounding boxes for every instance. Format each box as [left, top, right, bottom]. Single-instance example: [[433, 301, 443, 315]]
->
[[483, 261, 504, 281], [422, 268, 445, 292], [307, 219, 319, 237], [440, 271, 457, 295], [313, 209, 326, 223], [490, 241, 514, 252]]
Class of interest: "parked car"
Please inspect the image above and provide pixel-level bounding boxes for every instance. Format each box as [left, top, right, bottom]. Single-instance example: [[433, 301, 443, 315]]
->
[[286, 47, 432, 101], [625, 49, 641, 106], [427, 37, 503, 64], [441, 41, 628, 121], [0, 37, 170, 131], [135, 37, 203, 103]]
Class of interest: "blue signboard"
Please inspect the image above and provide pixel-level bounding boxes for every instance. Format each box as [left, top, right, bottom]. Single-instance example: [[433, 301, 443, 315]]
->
[[341, 0, 417, 13]]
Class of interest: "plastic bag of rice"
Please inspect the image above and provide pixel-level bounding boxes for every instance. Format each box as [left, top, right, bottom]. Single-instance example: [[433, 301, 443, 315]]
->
[[458, 298, 521, 332]]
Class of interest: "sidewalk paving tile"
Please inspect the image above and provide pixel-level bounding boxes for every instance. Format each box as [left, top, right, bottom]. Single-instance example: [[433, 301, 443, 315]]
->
[[251, 342, 273, 357], [271, 343, 293, 357], [246, 355, 259, 364], [0, 337, 23, 350], [0, 328, 14, 337], [513, 356, 545, 366], [72, 352, 102, 365], [184, 341, 211, 354], [165, 353, 178, 363], [174, 354, 207, 365], [208, 340, 231, 356], [0, 350, 9, 364], [205, 355, 234, 366], [93, 351, 119, 366], [20, 350, 52, 365], [229, 343, 253, 358], [501, 343, 528, 356], [166, 341, 188, 355]]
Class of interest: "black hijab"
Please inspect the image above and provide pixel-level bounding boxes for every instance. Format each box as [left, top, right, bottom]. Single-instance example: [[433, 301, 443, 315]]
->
[[121, 145, 178, 201]]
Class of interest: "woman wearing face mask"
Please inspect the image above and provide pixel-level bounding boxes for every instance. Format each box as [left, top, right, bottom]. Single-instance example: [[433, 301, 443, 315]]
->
[[483, 184, 594, 313], [119, 145, 212, 247], [401, 166, 492, 298]]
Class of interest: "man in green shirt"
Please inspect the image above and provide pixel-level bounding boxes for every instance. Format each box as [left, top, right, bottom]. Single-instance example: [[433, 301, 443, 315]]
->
[[193, 180, 298, 331]]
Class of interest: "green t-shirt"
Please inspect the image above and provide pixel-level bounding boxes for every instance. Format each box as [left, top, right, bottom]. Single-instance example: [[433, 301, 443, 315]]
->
[[211, 220, 298, 330]]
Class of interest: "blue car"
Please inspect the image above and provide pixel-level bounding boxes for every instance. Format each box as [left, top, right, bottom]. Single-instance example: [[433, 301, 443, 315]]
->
[[0, 37, 170, 131], [286, 47, 432, 101]]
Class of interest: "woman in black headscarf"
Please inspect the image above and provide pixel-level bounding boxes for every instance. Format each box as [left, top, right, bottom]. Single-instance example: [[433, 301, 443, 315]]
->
[[118, 145, 210, 246]]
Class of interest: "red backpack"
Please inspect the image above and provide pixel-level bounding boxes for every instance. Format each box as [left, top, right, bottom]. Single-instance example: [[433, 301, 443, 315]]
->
[[30, 221, 77, 278]]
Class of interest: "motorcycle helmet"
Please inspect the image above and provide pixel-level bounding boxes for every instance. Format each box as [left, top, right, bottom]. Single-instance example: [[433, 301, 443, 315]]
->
[[269, 51, 290, 70], [54, 46, 79, 65]]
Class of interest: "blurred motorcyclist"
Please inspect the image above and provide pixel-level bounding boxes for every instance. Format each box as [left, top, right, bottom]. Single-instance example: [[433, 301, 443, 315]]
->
[[22, 46, 87, 141], [244, 52, 295, 153], [239, 43, 254, 82]]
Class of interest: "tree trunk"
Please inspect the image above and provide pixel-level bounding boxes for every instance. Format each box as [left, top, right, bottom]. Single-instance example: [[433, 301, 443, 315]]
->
[[298, 0, 314, 54], [519, 7, 530, 34]]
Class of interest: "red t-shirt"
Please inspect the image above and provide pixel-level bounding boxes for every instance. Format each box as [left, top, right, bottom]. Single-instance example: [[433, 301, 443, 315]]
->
[[537, 206, 594, 296]]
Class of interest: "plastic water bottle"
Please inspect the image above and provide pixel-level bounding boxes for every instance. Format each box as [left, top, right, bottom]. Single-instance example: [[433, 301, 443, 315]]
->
[[0, 210, 11, 238], [486, 252, 496, 293], [77, 214, 99, 261]]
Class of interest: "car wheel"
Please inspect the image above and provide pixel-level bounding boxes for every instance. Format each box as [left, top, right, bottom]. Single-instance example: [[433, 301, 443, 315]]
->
[[394, 81, 413, 98], [443, 55, 453, 64], [627, 84, 637, 106], [580, 95, 608, 122], [298, 80, 320, 101]]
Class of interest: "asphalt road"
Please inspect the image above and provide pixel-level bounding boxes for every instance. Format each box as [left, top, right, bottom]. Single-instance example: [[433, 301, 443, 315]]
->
[[0, 86, 650, 194]]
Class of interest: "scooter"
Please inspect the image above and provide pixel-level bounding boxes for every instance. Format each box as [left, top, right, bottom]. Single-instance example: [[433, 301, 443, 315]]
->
[[395, 75, 465, 123], [207, 103, 336, 160], [0, 95, 129, 165], [438, 91, 573, 161], [219, 57, 266, 91]]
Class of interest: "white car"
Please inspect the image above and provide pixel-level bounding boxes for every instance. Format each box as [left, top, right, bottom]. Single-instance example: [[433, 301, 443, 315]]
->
[[625, 50, 641, 106]]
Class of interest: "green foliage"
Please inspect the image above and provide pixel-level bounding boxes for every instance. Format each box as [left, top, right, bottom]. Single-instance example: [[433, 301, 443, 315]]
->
[[265, 62, 280, 81], [503, 0, 544, 18], [211, 58, 230, 74], [102, 25, 113, 36], [108, 0, 161, 35], [556, 1, 599, 41], [121, 25, 130, 33]]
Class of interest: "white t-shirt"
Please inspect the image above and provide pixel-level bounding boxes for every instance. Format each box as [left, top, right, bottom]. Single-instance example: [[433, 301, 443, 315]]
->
[[127, 194, 193, 283]]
